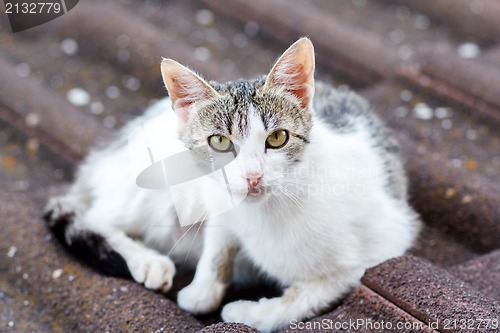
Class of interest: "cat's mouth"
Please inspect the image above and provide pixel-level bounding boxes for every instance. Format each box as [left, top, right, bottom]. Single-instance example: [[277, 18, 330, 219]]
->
[[247, 185, 268, 198]]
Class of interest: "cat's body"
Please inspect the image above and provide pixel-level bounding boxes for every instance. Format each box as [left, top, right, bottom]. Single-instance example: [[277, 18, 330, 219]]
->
[[45, 38, 421, 332]]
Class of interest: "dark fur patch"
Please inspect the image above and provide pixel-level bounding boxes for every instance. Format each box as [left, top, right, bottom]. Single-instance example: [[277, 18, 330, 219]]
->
[[44, 212, 132, 279]]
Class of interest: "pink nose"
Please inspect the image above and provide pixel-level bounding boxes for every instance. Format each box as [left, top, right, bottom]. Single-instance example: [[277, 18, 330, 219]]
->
[[247, 176, 262, 188]]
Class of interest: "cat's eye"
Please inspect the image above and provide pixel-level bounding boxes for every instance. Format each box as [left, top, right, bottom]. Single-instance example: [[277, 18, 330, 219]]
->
[[266, 130, 289, 149], [208, 135, 233, 152]]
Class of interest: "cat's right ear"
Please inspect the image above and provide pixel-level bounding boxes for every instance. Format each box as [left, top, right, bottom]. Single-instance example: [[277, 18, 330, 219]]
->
[[161, 59, 220, 123]]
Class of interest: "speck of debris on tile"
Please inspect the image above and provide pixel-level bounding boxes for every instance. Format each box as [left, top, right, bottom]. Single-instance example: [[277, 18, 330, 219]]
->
[[400, 89, 413, 102], [60, 38, 79, 55], [464, 159, 478, 170], [462, 195, 473, 204], [105, 86, 121, 99], [398, 44, 413, 60], [458, 42, 480, 59], [123, 76, 141, 91], [15, 63, 31, 77], [233, 33, 248, 48], [7, 246, 17, 257], [195, 9, 215, 25], [103, 115, 117, 128], [445, 188, 457, 199], [90, 101, 105, 115], [387, 29, 405, 45], [244, 21, 259, 37], [25, 113, 40, 128], [52, 268, 63, 279], [413, 103, 433, 120], [26, 138, 40, 153], [194, 47, 211, 62], [67, 88, 91, 106], [434, 107, 452, 119], [466, 129, 477, 140], [395, 106, 409, 118], [413, 14, 430, 30], [441, 119, 453, 130], [452, 158, 462, 168]]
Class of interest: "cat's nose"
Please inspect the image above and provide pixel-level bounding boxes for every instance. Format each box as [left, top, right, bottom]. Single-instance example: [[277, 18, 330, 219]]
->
[[246, 175, 262, 188]]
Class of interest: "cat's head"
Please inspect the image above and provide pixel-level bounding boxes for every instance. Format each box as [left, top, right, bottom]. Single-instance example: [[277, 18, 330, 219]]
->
[[160, 38, 315, 203]]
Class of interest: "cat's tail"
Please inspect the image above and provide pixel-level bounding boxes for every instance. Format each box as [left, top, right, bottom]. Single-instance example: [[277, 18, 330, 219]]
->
[[43, 195, 132, 279]]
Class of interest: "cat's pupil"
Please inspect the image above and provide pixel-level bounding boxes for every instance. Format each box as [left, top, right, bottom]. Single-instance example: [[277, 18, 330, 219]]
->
[[266, 130, 288, 149], [208, 135, 232, 152]]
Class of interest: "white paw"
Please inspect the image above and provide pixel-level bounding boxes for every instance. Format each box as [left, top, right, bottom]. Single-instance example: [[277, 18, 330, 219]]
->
[[177, 280, 225, 315], [222, 299, 284, 333], [128, 253, 175, 293]]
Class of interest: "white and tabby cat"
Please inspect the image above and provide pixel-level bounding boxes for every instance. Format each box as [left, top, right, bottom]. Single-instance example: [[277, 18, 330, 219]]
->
[[45, 38, 421, 332]]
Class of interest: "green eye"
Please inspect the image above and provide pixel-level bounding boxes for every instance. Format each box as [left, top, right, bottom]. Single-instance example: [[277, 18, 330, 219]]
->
[[266, 130, 289, 149], [208, 135, 233, 152]]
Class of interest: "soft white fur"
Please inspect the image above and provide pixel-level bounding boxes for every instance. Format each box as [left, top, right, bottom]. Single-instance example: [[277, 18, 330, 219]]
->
[[46, 39, 420, 332], [47, 97, 419, 331]]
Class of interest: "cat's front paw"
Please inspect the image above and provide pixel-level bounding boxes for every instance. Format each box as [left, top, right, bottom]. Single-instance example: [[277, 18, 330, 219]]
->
[[222, 299, 285, 333], [177, 280, 225, 315], [128, 253, 175, 293]]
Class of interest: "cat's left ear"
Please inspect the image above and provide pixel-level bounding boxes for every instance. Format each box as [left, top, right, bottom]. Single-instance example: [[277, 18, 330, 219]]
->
[[161, 59, 220, 123], [264, 37, 315, 109]]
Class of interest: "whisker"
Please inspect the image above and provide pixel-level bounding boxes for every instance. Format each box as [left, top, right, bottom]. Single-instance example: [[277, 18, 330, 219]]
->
[[166, 220, 199, 257], [184, 216, 205, 265], [167, 199, 209, 258]]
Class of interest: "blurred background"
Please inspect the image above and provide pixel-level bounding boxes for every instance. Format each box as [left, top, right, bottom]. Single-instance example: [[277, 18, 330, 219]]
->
[[0, 0, 499, 332]]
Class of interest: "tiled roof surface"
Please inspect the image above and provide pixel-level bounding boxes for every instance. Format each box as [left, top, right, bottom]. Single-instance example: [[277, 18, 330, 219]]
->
[[0, 0, 499, 332]]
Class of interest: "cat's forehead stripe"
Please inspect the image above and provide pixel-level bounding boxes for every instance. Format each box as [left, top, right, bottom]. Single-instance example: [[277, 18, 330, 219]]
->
[[248, 104, 265, 134]]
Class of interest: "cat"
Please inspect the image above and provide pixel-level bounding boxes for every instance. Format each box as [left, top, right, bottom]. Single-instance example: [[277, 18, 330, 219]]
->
[[44, 38, 421, 332]]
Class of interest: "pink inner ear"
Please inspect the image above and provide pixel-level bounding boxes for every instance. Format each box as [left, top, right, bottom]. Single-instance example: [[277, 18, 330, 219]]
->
[[161, 59, 219, 123], [284, 64, 312, 109], [271, 63, 313, 109], [170, 78, 193, 106], [168, 77, 193, 122], [265, 39, 315, 109]]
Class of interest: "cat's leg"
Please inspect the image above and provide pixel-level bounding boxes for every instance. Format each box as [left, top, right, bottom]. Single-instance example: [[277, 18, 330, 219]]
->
[[177, 223, 239, 314], [98, 229, 176, 292], [45, 191, 176, 292], [221, 273, 361, 332]]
